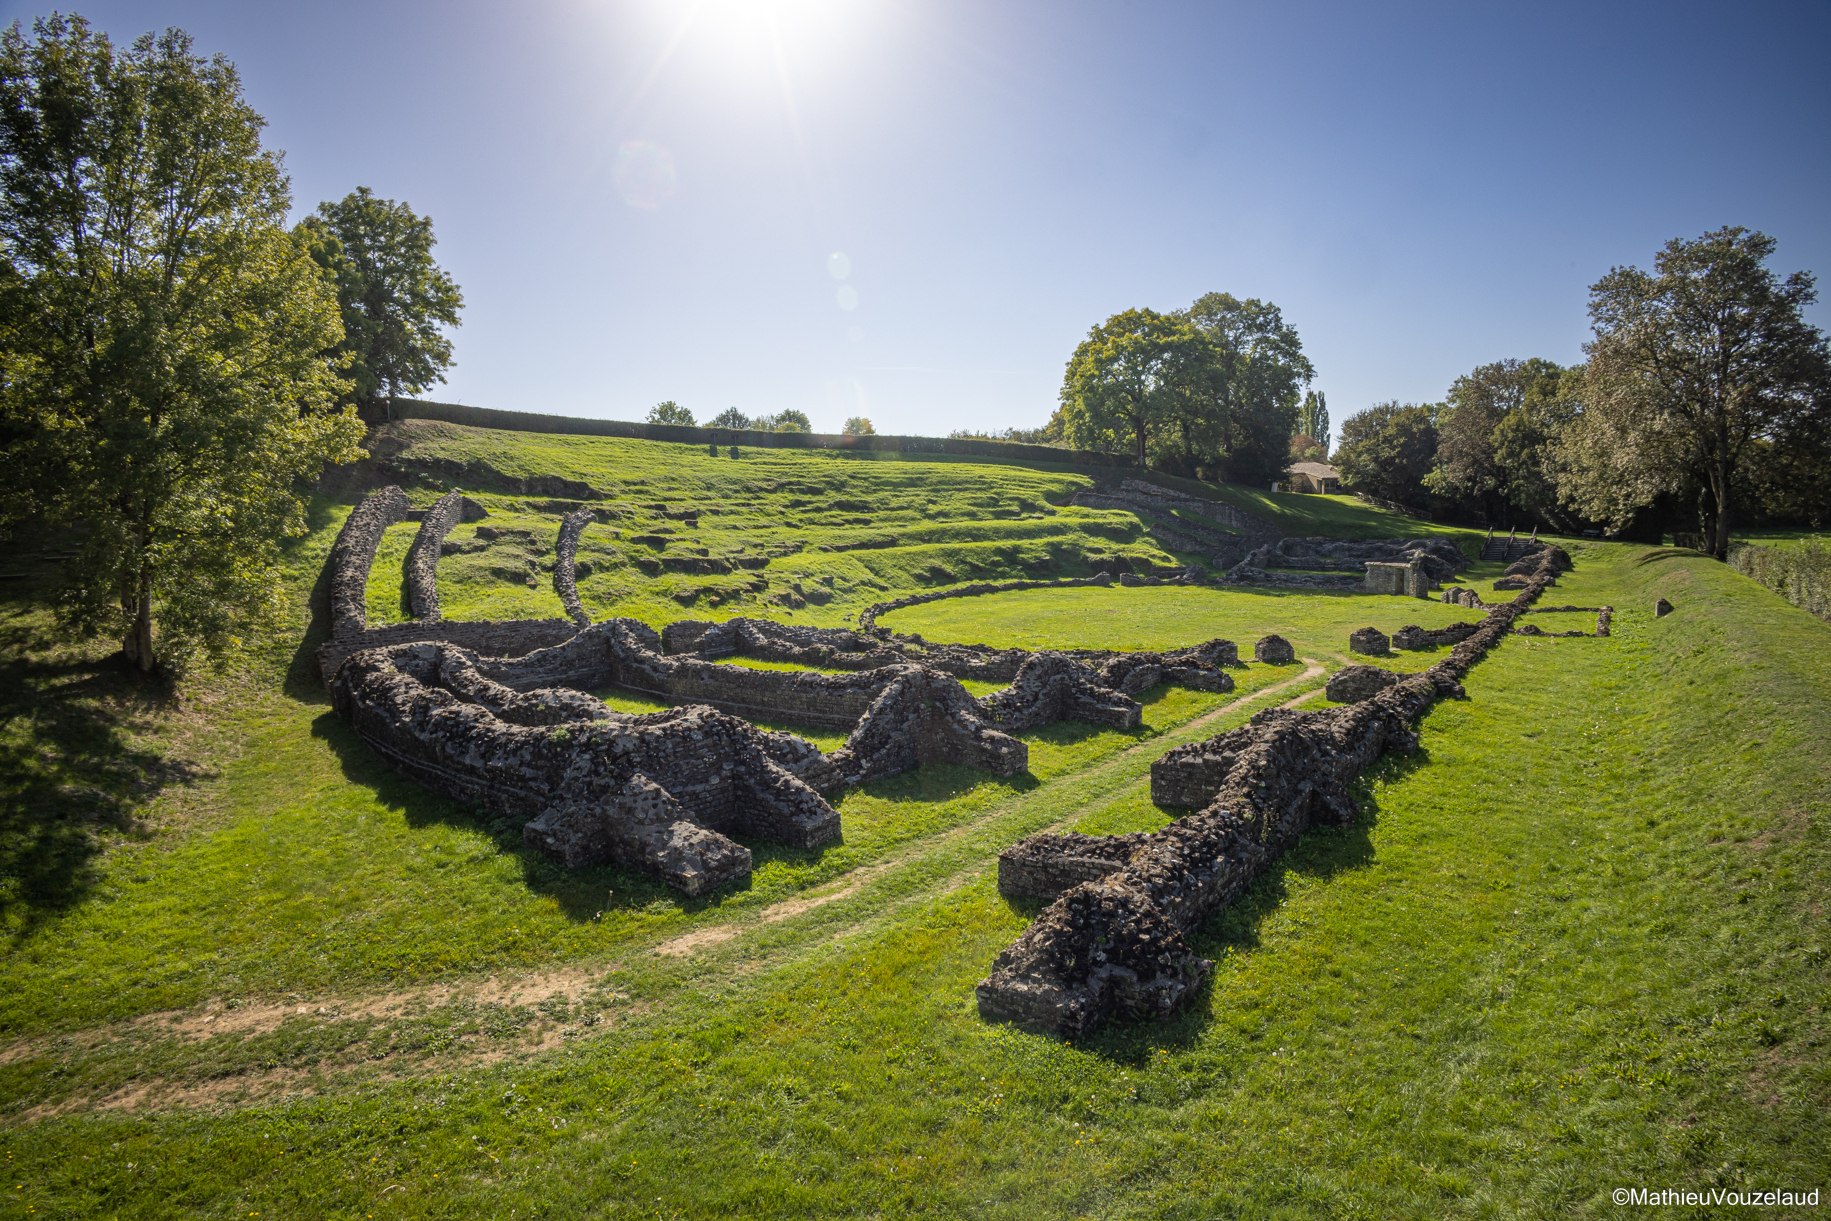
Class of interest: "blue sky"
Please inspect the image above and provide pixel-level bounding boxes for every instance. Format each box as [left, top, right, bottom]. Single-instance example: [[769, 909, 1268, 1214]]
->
[[9, 1, 1828, 444]]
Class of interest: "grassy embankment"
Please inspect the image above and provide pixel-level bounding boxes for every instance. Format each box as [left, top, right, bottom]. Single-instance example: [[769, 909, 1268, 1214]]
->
[[0, 423, 1825, 1217]]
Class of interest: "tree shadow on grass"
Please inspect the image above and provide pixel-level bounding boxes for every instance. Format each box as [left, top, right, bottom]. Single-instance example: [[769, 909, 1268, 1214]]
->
[[1006, 750, 1432, 1064], [281, 492, 352, 705], [0, 590, 212, 939]]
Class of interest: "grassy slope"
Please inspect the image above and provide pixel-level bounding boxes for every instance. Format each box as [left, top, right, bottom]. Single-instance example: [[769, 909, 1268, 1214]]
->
[[0, 429, 1825, 1218]]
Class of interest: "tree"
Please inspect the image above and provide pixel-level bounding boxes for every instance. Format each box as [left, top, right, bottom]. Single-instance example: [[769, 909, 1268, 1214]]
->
[[770, 409, 811, 434], [1560, 227, 1831, 558], [1425, 357, 1567, 522], [1299, 390, 1329, 451], [707, 407, 749, 430], [647, 400, 693, 426], [1059, 308, 1211, 468], [842, 416, 875, 436], [1184, 293, 1314, 486], [295, 186, 462, 420], [0, 16, 364, 672], [1289, 433, 1327, 463], [1333, 402, 1440, 504]]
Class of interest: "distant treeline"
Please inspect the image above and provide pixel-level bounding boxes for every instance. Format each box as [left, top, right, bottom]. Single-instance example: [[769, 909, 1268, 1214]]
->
[[1329, 228, 1831, 555]]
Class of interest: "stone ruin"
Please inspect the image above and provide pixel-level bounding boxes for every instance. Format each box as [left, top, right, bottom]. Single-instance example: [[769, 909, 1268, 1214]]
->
[[974, 544, 1574, 1037], [1252, 634, 1296, 664], [319, 486, 1250, 895], [1324, 664, 1398, 703], [1227, 536, 1468, 594]]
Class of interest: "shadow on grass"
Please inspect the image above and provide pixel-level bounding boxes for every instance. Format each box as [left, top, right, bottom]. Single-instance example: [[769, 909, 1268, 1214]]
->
[[0, 588, 212, 938], [282, 503, 342, 704]]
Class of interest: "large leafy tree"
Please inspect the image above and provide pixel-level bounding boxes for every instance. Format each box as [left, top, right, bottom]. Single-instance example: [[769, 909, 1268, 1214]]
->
[[1059, 308, 1216, 469], [1560, 227, 1831, 558], [0, 16, 364, 672], [1333, 402, 1440, 504], [1184, 292, 1313, 486], [295, 187, 462, 419], [1425, 357, 1567, 522]]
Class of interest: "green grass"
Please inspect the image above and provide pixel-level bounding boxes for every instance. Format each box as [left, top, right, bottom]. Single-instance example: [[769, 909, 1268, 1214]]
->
[[1, 429, 1826, 1219]]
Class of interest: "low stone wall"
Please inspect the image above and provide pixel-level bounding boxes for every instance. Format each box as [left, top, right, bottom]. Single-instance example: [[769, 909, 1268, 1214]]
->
[[1391, 621, 1479, 650], [327, 486, 410, 638], [330, 640, 840, 895], [997, 832, 1153, 899], [553, 508, 594, 627], [974, 545, 1571, 1036], [404, 491, 476, 621], [317, 617, 582, 687]]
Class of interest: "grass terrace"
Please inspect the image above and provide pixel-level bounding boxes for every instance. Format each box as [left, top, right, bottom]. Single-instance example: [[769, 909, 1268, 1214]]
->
[[0, 425, 1824, 1218]]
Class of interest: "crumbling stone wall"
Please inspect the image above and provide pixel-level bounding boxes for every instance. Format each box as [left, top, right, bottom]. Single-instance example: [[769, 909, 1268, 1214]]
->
[[1324, 664, 1398, 703], [317, 618, 583, 687], [405, 490, 474, 621], [554, 507, 595, 627], [1493, 543, 1570, 590], [1253, 635, 1295, 664], [974, 545, 1572, 1036], [1391, 621, 1479, 650], [328, 486, 410, 638], [331, 639, 840, 895], [1348, 627, 1389, 654]]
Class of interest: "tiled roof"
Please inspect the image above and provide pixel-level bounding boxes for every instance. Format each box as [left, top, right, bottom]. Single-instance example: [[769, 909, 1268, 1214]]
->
[[1291, 461, 1340, 479]]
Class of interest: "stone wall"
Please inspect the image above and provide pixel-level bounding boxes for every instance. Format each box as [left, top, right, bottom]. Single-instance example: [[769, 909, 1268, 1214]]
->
[[404, 490, 471, 621], [974, 546, 1572, 1036], [330, 639, 840, 895], [553, 508, 594, 627], [317, 618, 582, 688], [327, 486, 410, 638]]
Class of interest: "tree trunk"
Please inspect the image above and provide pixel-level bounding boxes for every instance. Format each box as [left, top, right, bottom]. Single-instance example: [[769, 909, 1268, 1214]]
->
[[1710, 461, 1732, 561], [1135, 414, 1147, 471], [121, 562, 155, 672]]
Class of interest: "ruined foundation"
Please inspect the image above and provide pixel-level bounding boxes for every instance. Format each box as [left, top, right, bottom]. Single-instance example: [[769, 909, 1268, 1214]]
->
[[974, 546, 1574, 1037], [316, 486, 1258, 895]]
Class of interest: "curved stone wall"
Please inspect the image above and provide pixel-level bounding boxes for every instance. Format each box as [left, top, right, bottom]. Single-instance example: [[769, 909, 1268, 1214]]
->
[[405, 490, 469, 621], [327, 486, 410, 638]]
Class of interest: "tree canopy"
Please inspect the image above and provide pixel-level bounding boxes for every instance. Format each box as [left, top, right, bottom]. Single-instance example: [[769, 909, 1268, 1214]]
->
[[0, 16, 364, 673], [647, 400, 693, 426], [1424, 358, 1569, 521], [1184, 292, 1314, 485], [1058, 308, 1210, 468], [1333, 402, 1440, 505], [295, 187, 462, 419], [843, 416, 875, 436], [1558, 227, 1830, 557]]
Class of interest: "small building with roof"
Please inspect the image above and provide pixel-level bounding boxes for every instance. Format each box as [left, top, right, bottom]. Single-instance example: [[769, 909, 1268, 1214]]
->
[[1287, 461, 1341, 495]]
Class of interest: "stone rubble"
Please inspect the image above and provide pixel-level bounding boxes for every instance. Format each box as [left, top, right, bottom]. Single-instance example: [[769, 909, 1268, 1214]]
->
[[974, 545, 1572, 1037]]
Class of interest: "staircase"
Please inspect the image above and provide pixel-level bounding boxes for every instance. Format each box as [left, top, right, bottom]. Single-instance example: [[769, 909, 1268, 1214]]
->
[[1480, 525, 1538, 563]]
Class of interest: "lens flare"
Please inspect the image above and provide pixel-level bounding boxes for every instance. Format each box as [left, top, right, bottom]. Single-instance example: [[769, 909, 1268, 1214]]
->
[[836, 285, 858, 311], [826, 251, 852, 280], [613, 140, 677, 209]]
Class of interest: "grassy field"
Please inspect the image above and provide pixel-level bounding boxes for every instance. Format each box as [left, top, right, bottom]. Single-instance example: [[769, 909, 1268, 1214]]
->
[[1, 426, 1826, 1218]]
